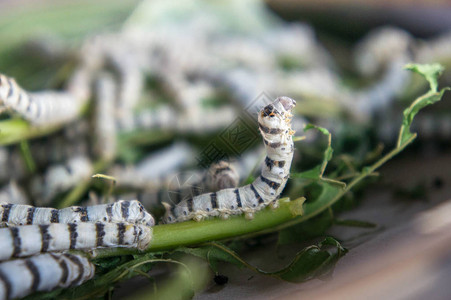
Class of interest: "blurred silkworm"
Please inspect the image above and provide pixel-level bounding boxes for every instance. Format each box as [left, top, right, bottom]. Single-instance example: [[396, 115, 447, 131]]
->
[[0, 222, 152, 261], [0, 199, 154, 227], [0, 182, 28, 206], [0, 74, 88, 126], [0, 253, 95, 300], [31, 156, 93, 206], [93, 73, 117, 160]]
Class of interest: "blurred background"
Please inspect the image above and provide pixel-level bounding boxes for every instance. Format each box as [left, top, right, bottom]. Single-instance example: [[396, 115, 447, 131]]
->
[[0, 0, 451, 299]]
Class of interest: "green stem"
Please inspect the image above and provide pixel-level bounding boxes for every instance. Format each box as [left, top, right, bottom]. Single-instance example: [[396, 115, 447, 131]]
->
[[91, 197, 305, 259]]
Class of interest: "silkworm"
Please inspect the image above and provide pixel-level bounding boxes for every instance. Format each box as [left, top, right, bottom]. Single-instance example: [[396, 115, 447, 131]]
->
[[261, 23, 335, 70], [117, 105, 237, 134], [93, 73, 117, 160], [0, 73, 87, 126], [162, 96, 296, 223], [0, 199, 154, 227], [353, 26, 413, 76], [0, 253, 95, 300], [0, 182, 28, 206], [353, 58, 411, 118], [110, 142, 196, 190], [416, 31, 451, 64], [0, 222, 152, 261], [31, 155, 93, 205]]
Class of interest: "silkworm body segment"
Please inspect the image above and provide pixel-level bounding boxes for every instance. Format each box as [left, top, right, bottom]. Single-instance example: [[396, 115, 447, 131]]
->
[[0, 253, 95, 300]]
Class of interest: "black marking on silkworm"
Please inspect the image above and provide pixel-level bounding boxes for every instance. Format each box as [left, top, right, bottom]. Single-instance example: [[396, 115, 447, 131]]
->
[[259, 123, 283, 134], [95, 222, 105, 247], [39, 225, 51, 252], [26, 207, 35, 225], [50, 209, 59, 223], [117, 223, 126, 245], [121, 200, 130, 221], [170, 204, 177, 219], [25, 97, 32, 113], [210, 193, 218, 209], [0, 268, 12, 300], [260, 175, 281, 190], [250, 184, 264, 204], [187, 198, 194, 212], [68, 223, 78, 249], [10, 227, 21, 257], [262, 104, 274, 117], [25, 259, 41, 292], [265, 157, 286, 170], [1, 204, 13, 222], [263, 139, 282, 148], [65, 254, 84, 286], [214, 167, 231, 174], [7, 79, 14, 98], [265, 156, 275, 170], [50, 253, 69, 285], [74, 207, 89, 222], [234, 189, 242, 208], [133, 224, 138, 243], [106, 204, 113, 222], [64, 164, 73, 175]]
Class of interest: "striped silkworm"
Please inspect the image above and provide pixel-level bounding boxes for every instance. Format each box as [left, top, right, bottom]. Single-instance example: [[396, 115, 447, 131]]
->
[[0, 200, 154, 227], [0, 222, 152, 261], [0, 253, 95, 300], [93, 73, 117, 160], [162, 96, 296, 223], [0, 73, 88, 126]]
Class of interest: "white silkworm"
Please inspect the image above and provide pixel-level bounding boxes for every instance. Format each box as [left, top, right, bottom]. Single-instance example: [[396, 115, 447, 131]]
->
[[0, 222, 151, 261], [0, 253, 95, 300], [110, 142, 196, 190], [353, 26, 413, 76], [0, 199, 154, 227], [162, 96, 296, 223], [416, 31, 451, 64], [0, 73, 87, 126], [0, 182, 28, 206], [93, 73, 117, 160], [117, 104, 237, 134], [32, 155, 93, 205]]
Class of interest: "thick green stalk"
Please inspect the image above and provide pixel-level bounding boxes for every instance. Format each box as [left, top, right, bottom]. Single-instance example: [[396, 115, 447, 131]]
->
[[91, 197, 305, 259]]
